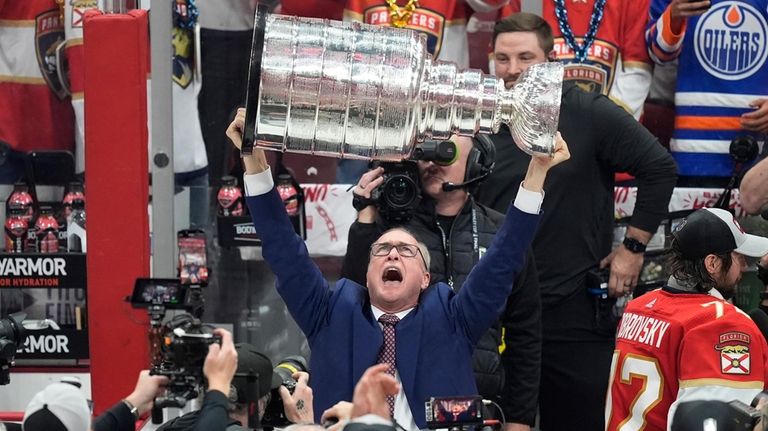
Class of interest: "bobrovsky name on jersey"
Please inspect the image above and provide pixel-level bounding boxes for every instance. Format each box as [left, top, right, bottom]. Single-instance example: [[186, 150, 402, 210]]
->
[[694, 1, 768, 80]]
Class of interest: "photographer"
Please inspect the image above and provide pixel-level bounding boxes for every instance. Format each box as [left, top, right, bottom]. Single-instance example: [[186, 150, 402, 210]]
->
[[92, 370, 169, 431], [158, 328, 314, 430], [341, 134, 541, 430]]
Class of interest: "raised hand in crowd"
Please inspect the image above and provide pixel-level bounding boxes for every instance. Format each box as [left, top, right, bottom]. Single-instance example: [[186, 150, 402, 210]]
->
[[350, 363, 400, 421], [321, 401, 354, 431], [667, 0, 710, 31], [280, 371, 315, 425], [203, 328, 238, 395], [124, 370, 169, 417], [742, 98, 768, 134]]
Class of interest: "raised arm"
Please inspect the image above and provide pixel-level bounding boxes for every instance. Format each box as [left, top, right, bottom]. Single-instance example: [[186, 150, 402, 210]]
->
[[226, 109, 332, 339], [452, 134, 570, 344]]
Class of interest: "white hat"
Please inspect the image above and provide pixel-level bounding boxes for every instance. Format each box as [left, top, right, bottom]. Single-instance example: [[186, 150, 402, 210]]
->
[[673, 208, 768, 258], [22, 383, 91, 431]]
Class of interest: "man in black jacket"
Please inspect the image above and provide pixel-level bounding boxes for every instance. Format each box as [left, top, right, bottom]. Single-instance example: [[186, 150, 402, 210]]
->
[[341, 134, 541, 429], [476, 13, 677, 431]]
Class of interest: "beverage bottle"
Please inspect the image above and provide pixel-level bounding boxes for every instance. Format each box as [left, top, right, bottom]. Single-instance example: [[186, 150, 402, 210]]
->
[[67, 198, 87, 253], [6, 181, 34, 223], [62, 181, 85, 222], [5, 206, 28, 253], [217, 176, 244, 217], [276, 174, 299, 216], [35, 206, 60, 253]]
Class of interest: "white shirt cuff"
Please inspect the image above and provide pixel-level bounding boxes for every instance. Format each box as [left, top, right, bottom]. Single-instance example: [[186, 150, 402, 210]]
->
[[243, 167, 274, 196], [513, 182, 544, 214]]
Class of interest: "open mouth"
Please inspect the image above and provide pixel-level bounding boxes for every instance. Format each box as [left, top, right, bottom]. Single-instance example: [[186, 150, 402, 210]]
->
[[382, 266, 403, 283]]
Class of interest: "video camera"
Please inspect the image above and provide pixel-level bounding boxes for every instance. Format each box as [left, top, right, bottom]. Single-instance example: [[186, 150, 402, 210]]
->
[[425, 396, 485, 430], [370, 140, 458, 222], [149, 313, 221, 409], [0, 312, 27, 385], [261, 356, 309, 429]]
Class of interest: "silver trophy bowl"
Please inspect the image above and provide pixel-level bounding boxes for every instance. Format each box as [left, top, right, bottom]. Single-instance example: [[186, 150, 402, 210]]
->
[[242, 6, 563, 160]]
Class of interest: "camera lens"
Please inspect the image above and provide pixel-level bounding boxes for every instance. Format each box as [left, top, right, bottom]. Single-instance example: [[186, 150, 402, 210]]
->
[[383, 175, 417, 209]]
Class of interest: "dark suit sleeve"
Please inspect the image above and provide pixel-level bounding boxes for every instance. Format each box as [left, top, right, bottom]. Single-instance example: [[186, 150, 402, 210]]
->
[[499, 250, 541, 426], [453, 205, 540, 345], [341, 221, 381, 285], [591, 94, 677, 233], [246, 188, 332, 339], [92, 402, 135, 431]]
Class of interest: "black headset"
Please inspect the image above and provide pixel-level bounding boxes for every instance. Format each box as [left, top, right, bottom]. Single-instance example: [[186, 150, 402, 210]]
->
[[442, 134, 497, 192]]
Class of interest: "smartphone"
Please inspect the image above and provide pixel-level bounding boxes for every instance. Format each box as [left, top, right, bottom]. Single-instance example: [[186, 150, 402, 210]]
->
[[178, 229, 208, 285], [131, 278, 188, 309], [425, 396, 484, 429]]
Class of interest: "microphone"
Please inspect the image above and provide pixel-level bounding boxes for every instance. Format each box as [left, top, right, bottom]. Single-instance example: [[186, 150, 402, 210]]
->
[[748, 308, 768, 343], [441, 173, 491, 192]]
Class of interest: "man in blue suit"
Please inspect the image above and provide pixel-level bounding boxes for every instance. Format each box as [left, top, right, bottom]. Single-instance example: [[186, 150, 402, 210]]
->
[[226, 108, 570, 429]]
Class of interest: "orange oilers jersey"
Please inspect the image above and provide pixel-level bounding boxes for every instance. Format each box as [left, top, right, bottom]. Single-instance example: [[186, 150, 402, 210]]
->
[[605, 289, 768, 431], [344, 0, 510, 69]]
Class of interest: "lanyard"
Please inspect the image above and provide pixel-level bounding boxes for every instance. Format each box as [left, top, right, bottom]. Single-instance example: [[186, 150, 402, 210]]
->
[[437, 204, 480, 290]]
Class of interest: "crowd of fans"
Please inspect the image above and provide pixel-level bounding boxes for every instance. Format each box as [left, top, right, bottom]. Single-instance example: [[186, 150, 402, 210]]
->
[[1, 0, 768, 430]]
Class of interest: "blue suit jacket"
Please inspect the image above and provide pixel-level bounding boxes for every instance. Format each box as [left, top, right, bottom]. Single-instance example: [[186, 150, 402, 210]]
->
[[246, 188, 539, 428]]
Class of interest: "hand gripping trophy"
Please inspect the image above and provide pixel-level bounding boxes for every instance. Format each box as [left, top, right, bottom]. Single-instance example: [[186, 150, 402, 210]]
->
[[240, 5, 563, 160]]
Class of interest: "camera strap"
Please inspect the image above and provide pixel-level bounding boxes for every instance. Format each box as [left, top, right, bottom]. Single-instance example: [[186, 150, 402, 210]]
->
[[471, 206, 479, 263]]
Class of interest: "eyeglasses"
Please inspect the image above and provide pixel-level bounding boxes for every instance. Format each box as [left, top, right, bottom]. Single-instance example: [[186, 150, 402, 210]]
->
[[371, 242, 427, 268]]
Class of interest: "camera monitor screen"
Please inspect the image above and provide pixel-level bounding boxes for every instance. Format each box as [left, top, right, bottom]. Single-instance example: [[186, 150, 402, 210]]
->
[[426, 396, 483, 428], [131, 278, 187, 309]]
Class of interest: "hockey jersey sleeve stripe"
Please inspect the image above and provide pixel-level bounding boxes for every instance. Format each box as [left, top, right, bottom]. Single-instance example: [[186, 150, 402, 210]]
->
[[676, 105, 754, 118], [0, 18, 35, 26], [657, 8, 686, 52], [671, 139, 735, 154], [676, 92, 765, 109], [0, 75, 46, 85], [675, 116, 743, 131], [673, 153, 748, 176], [649, 35, 680, 64], [673, 130, 745, 144], [622, 60, 652, 71], [0, 26, 42, 78], [679, 379, 765, 390]]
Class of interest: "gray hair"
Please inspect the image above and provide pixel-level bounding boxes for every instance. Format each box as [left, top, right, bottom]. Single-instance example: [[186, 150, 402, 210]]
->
[[374, 227, 431, 271]]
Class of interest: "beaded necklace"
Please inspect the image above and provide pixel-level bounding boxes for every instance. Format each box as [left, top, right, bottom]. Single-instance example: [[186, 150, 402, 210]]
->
[[553, 0, 607, 63], [386, 0, 419, 28]]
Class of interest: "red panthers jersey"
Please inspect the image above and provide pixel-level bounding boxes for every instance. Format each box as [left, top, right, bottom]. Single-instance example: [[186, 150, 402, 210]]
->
[[344, 0, 509, 69], [605, 289, 768, 431]]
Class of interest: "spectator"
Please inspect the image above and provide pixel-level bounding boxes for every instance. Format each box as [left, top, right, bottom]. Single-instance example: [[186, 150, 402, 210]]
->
[[476, 12, 677, 431], [226, 107, 570, 429], [63, 0, 209, 226], [496, 0, 653, 119], [93, 370, 168, 431], [340, 134, 541, 430], [606, 207, 768, 430], [0, 1, 74, 183], [645, 0, 768, 184], [157, 328, 313, 430], [740, 155, 768, 215], [22, 383, 91, 431]]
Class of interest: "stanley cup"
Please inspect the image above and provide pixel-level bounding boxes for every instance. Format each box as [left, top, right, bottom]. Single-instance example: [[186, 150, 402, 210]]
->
[[241, 5, 563, 160]]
